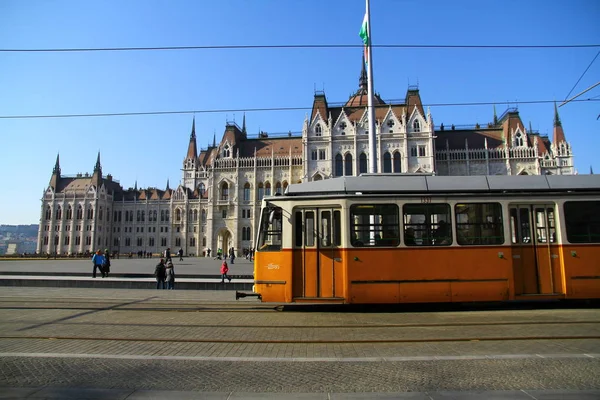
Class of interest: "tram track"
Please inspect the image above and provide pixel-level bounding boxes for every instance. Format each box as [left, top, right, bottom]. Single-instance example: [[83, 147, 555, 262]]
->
[[1, 334, 599, 344]]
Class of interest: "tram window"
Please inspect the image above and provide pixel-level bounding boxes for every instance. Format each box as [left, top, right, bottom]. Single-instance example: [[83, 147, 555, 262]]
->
[[455, 203, 504, 245], [305, 211, 315, 246], [294, 211, 303, 247], [257, 206, 283, 251], [321, 211, 331, 246], [334, 210, 341, 246], [350, 204, 399, 247], [564, 201, 600, 243], [403, 204, 451, 246]]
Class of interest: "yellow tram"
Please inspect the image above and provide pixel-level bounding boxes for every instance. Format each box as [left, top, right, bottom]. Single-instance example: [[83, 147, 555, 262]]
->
[[250, 174, 600, 304]]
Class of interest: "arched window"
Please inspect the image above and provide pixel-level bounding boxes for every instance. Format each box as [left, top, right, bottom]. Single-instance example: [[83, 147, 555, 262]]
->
[[56, 206, 62, 220], [243, 182, 251, 201], [315, 123, 322, 136], [313, 174, 323, 181], [98, 207, 103, 221], [77, 206, 83, 220], [515, 132, 524, 147], [221, 182, 229, 201], [87, 208, 94, 220], [393, 151, 402, 173], [275, 182, 282, 195], [161, 210, 165, 222], [66, 205, 72, 220], [165, 209, 170, 222], [258, 183, 264, 200], [193, 209, 198, 221], [383, 152, 392, 173], [282, 181, 289, 191], [175, 209, 181, 222], [199, 183, 205, 197], [344, 154, 353, 176], [45, 206, 51, 220], [359, 153, 367, 174], [265, 182, 271, 197], [413, 120, 420, 132], [201, 209, 206, 223], [223, 144, 231, 158], [335, 154, 343, 176], [188, 209, 193, 222]]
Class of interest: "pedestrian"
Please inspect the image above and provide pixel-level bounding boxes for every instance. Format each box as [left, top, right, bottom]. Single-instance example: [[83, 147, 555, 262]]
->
[[178, 248, 183, 261], [91, 249, 105, 278], [206, 248, 211, 258], [154, 258, 167, 289], [166, 261, 175, 290], [220, 260, 231, 284], [103, 249, 111, 277], [164, 247, 172, 263], [229, 247, 235, 264]]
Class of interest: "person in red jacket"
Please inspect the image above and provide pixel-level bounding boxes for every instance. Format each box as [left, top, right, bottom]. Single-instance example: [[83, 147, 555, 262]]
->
[[220, 260, 231, 284]]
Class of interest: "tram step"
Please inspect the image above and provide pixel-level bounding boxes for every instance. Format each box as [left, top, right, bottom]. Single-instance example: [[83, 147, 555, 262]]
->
[[292, 297, 346, 304], [514, 293, 565, 301]]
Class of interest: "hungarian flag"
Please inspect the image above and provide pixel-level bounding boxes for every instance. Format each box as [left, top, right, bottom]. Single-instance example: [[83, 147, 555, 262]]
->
[[359, 11, 369, 63]]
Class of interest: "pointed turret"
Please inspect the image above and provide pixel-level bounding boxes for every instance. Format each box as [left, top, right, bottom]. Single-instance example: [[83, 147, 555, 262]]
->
[[93, 151, 102, 174], [134, 180, 138, 191], [344, 53, 384, 107], [91, 151, 102, 187], [49, 153, 61, 189], [242, 113, 247, 136], [552, 102, 566, 144], [166, 179, 170, 191], [359, 53, 367, 92], [212, 133, 216, 148], [52, 153, 61, 176], [590, 166, 594, 175], [186, 117, 198, 160]]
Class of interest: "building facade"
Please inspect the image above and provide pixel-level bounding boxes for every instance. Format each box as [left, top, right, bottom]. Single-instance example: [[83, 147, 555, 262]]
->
[[37, 62, 575, 256]]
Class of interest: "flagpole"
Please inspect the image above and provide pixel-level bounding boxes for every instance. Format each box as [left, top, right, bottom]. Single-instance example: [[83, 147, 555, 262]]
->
[[365, 0, 377, 173]]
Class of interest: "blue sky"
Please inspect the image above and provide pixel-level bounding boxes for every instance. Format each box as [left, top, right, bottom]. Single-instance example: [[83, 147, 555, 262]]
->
[[1, 0, 599, 225]]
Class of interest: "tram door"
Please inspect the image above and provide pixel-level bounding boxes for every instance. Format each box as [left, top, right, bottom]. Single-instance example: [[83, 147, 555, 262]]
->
[[292, 208, 342, 299], [509, 204, 559, 295]]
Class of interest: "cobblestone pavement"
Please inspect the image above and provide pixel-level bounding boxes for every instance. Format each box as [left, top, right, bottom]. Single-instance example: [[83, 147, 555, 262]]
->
[[0, 288, 599, 396], [1, 356, 600, 393]]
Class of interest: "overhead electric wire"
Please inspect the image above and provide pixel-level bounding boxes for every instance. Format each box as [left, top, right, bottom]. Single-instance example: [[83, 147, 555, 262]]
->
[[1, 98, 598, 120], [563, 50, 600, 101], [1, 43, 600, 53]]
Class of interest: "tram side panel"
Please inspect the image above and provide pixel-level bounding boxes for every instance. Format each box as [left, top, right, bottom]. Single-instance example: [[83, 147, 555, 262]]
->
[[346, 246, 512, 304], [562, 244, 600, 299]]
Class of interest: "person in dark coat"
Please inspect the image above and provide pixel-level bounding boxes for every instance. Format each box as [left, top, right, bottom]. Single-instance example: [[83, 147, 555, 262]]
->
[[154, 259, 166, 289], [178, 248, 183, 261]]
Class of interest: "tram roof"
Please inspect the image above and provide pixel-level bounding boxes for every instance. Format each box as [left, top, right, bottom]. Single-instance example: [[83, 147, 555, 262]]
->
[[283, 174, 600, 196]]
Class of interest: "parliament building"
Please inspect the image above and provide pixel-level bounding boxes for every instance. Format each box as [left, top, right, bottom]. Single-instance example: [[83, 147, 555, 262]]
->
[[37, 61, 575, 256]]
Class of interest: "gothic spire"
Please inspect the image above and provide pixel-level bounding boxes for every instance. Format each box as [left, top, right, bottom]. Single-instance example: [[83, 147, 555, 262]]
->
[[552, 102, 566, 144], [93, 151, 101, 173], [52, 153, 61, 176], [242, 113, 247, 135], [212, 133, 216, 148], [493, 104, 498, 125], [186, 117, 198, 159], [359, 53, 367, 92], [166, 179, 170, 191]]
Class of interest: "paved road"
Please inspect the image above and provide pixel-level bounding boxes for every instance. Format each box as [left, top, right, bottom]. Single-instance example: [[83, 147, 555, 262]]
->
[[0, 256, 255, 276], [0, 287, 599, 398]]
